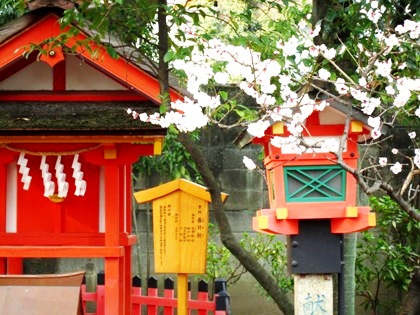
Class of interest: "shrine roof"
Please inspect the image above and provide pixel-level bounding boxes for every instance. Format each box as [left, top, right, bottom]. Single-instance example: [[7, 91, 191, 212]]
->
[[0, 102, 165, 136], [0, 6, 184, 137]]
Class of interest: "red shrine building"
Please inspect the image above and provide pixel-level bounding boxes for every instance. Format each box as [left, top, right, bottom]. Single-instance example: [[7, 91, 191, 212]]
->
[[0, 4, 179, 314]]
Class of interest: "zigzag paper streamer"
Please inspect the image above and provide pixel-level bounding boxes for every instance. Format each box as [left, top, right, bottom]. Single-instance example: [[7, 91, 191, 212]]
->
[[72, 154, 86, 196], [17, 153, 31, 190], [40, 155, 55, 197], [55, 156, 69, 198]]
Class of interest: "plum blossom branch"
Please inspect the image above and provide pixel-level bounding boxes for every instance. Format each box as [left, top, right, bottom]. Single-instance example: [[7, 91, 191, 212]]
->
[[127, 0, 420, 218]]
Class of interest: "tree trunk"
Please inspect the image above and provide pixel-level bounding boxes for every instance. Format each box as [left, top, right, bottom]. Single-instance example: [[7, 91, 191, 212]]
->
[[398, 269, 420, 315], [156, 3, 293, 313], [177, 132, 294, 315], [157, 0, 170, 98]]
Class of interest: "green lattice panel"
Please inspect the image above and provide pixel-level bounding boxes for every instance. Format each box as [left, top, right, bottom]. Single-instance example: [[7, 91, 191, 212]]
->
[[284, 165, 346, 202]]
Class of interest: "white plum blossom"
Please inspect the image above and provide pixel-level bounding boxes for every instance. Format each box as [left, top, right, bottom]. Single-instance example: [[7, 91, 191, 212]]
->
[[384, 34, 399, 49], [350, 88, 367, 102], [298, 63, 311, 74], [165, 98, 210, 131], [286, 120, 304, 136], [247, 120, 270, 138], [256, 94, 276, 107], [374, 59, 392, 79], [310, 23, 321, 38], [392, 148, 399, 154], [364, 97, 381, 115], [367, 116, 381, 129], [243, 156, 257, 170], [397, 78, 420, 91], [158, 111, 182, 128], [395, 19, 420, 39], [334, 78, 349, 94], [415, 107, 420, 118], [314, 100, 329, 111], [379, 157, 387, 166], [300, 49, 309, 60], [239, 81, 259, 98], [385, 85, 396, 95], [394, 90, 411, 107], [226, 61, 252, 80], [360, 2, 385, 24], [309, 46, 319, 57], [127, 109, 138, 119], [139, 112, 148, 122], [323, 47, 336, 60], [270, 106, 294, 122], [390, 162, 402, 174], [214, 72, 230, 85], [148, 112, 161, 125], [393, 78, 420, 109], [270, 135, 303, 154], [359, 77, 367, 87], [194, 92, 221, 109], [281, 36, 300, 57], [320, 139, 340, 152], [318, 68, 331, 80], [360, 8, 381, 23], [408, 131, 416, 139]]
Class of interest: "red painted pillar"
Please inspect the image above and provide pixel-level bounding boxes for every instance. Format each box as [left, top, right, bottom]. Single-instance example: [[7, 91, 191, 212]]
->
[[1, 160, 22, 274], [104, 164, 123, 315], [123, 164, 133, 315], [7, 258, 23, 274], [0, 164, 6, 234], [0, 165, 6, 274]]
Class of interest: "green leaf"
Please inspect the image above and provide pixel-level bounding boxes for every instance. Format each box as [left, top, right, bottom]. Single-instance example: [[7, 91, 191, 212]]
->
[[219, 91, 228, 101], [164, 50, 175, 63], [105, 45, 119, 59]]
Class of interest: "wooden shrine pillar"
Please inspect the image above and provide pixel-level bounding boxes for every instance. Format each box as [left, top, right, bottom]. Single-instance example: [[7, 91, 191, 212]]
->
[[0, 164, 6, 274], [104, 164, 123, 315], [102, 162, 135, 315], [0, 158, 23, 274], [123, 164, 133, 315]]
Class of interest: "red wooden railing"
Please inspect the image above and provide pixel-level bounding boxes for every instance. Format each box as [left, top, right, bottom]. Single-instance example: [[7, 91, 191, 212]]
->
[[81, 274, 230, 315]]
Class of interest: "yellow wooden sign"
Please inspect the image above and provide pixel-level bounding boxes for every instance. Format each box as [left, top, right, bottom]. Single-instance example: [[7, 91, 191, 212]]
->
[[134, 179, 228, 274]]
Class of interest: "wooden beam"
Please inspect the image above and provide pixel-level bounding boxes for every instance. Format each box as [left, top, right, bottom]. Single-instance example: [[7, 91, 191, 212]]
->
[[0, 246, 125, 257], [0, 90, 147, 101], [0, 135, 163, 144]]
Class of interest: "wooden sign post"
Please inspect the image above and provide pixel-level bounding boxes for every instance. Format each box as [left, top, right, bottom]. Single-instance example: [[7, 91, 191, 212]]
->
[[134, 178, 227, 315]]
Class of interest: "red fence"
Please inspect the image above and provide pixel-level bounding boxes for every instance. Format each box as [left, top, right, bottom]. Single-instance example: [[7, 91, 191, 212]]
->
[[81, 273, 230, 315]]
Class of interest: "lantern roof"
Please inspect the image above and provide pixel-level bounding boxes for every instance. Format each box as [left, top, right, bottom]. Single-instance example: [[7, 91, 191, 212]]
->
[[134, 178, 229, 204], [0, 5, 182, 137], [235, 100, 389, 149]]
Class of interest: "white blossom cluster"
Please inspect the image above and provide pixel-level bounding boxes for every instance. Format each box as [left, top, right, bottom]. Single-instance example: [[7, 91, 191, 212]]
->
[[127, 1, 419, 176]]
